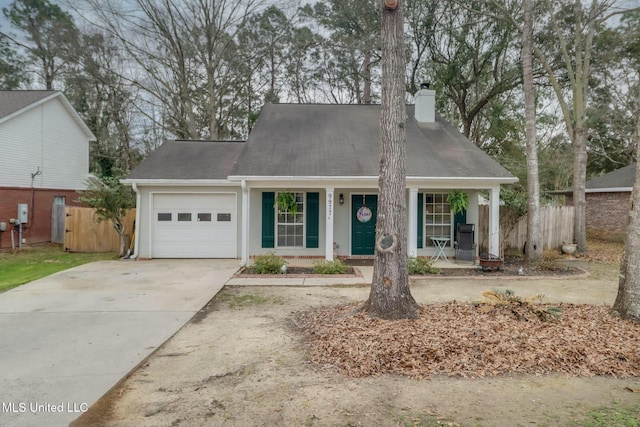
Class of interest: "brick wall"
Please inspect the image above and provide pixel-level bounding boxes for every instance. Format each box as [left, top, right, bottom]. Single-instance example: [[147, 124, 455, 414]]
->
[[0, 187, 84, 249], [585, 192, 630, 233]]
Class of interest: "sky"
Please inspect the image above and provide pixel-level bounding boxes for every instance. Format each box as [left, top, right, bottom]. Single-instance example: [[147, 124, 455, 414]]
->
[[0, 0, 12, 31]]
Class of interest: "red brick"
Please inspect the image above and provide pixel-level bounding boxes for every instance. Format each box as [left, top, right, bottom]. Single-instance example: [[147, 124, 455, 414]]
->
[[0, 187, 84, 249]]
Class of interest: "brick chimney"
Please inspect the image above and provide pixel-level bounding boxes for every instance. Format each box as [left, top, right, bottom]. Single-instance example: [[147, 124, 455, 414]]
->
[[414, 82, 435, 123]]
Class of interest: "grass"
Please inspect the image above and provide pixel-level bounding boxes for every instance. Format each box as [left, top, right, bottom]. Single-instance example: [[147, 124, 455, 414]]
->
[[0, 246, 117, 293], [216, 292, 286, 308], [580, 403, 640, 427]]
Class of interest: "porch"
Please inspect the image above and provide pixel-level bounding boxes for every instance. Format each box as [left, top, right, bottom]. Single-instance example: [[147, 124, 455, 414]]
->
[[241, 183, 502, 265]]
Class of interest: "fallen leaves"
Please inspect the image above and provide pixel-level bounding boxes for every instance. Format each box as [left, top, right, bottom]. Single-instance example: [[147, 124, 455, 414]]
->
[[294, 302, 640, 379]]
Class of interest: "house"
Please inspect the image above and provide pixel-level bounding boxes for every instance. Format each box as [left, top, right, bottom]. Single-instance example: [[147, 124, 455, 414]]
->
[[123, 88, 518, 262], [555, 163, 635, 234], [0, 91, 95, 250]]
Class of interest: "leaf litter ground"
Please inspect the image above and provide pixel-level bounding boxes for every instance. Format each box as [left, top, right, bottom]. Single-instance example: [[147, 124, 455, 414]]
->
[[295, 302, 640, 379]]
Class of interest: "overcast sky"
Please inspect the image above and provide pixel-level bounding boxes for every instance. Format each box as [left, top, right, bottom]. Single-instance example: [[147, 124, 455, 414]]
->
[[0, 0, 9, 29]]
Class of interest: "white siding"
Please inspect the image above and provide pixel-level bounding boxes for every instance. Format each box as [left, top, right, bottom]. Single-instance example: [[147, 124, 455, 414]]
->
[[0, 97, 90, 190]]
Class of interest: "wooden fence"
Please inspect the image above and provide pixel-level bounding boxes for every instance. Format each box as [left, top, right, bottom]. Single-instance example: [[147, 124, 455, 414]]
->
[[479, 205, 574, 255], [64, 207, 136, 253]]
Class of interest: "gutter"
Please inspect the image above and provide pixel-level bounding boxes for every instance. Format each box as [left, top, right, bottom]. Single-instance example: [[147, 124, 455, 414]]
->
[[130, 182, 141, 260], [547, 187, 632, 195]]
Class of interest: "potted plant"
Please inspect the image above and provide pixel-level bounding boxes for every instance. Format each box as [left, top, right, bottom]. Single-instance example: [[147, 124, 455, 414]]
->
[[447, 190, 468, 215], [275, 191, 298, 215]]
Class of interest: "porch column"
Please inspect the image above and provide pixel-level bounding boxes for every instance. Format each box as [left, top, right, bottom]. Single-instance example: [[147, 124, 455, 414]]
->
[[408, 188, 418, 257], [325, 187, 334, 261], [489, 186, 500, 256], [241, 181, 249, 265]]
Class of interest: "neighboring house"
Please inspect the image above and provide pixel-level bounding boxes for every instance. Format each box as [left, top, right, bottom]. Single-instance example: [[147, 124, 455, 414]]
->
[[555, 163, 635, 233], [123, 88, 517, 262], [0, 91, 95, 250]]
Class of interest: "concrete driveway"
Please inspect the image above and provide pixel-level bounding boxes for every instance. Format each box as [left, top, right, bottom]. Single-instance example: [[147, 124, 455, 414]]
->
[[0, 259, 239, 427]]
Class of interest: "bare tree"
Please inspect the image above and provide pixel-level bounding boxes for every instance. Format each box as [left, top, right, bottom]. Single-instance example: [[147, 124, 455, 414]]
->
[[362, 0, 420, 320], [522, 0, 542, 261], [486, 0, 638, 253], [78, 0, 265, 140]]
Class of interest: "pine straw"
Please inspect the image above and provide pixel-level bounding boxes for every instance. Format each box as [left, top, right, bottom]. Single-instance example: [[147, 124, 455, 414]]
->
[[294, 302, 640, 379]]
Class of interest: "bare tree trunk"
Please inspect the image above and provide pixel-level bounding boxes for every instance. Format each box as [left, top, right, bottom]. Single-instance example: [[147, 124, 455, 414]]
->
[[363, 0, 419, 320], [522, 0, 542, 262], [573, 126, 588, 251], [613, 101, 640, 321]]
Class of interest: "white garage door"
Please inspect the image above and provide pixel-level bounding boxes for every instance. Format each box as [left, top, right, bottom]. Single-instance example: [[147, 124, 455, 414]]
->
[[152, 193, 237, 258]]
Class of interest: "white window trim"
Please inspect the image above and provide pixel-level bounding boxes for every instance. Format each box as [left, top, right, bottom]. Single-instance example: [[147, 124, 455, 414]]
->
[[275, 191, 306, 249], [423, 192, 453, 248]]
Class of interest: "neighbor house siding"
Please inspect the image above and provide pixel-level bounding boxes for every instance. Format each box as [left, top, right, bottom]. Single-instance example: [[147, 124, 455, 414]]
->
[[585, 192, 630, 233], [0, 96, 89, 190]]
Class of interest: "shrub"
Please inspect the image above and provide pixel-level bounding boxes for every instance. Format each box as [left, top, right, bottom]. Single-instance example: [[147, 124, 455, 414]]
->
[[250, 252, 287, 274], [407, 257, 439, 275], [482, 289, 562, 321], [313, 259, 349, 274], [536, 250, 564, 271]]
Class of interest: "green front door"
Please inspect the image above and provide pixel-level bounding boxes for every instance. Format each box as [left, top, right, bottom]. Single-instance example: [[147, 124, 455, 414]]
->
[[352, 194, 377, 255]]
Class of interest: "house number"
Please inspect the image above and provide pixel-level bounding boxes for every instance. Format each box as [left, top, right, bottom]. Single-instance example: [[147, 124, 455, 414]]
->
[[356, 206, 372, 223]]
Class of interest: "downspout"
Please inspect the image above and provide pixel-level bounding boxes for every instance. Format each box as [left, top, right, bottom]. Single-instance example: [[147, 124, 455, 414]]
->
[[130, 182, 141, 259]]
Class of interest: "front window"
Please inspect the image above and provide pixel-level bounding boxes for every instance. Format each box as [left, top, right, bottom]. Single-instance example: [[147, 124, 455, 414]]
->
[[277, 192, 304, 247], [425, 193, 451, 247]]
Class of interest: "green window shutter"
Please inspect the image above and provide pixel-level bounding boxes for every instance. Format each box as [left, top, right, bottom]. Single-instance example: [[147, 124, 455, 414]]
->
[[454, 210, 467, 237], [417, 193, 424, 248], [306, 192, 320, 248], [262, 192, 275, 248]]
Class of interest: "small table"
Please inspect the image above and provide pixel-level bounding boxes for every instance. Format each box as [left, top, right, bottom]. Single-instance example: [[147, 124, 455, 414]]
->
[[430, 237, 450, 262]]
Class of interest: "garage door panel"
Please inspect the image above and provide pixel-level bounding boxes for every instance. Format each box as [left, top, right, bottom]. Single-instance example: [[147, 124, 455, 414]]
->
[[152, 193, 237, 258]]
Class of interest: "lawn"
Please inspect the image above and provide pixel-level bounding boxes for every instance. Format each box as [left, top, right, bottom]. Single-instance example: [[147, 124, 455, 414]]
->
[[0, 246, 117, 293]]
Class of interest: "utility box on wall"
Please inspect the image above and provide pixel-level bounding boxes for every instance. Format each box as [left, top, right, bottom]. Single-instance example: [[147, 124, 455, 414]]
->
[[18, 204, 29, 224]]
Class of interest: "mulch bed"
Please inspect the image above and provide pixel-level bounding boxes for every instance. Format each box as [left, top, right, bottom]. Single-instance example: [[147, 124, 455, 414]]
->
[[238, 266, 357, 276], [294, 302, 640, 379]]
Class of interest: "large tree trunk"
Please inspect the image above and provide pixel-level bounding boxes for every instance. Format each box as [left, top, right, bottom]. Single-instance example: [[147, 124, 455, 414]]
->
[[522, 0, 542, 262], [613, 101, 640, 321], [573, 125, 588, 252], [362, 0, 419, 320]]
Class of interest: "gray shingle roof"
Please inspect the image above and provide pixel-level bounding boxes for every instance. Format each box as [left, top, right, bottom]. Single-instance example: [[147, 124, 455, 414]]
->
[[0, 90, 57, 120], [126, 140, 245, 180], [551, 163, 636, 195], [127, 104, 517, 182], [228, 104, 515, 179], [586, 163, 635, 190]]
